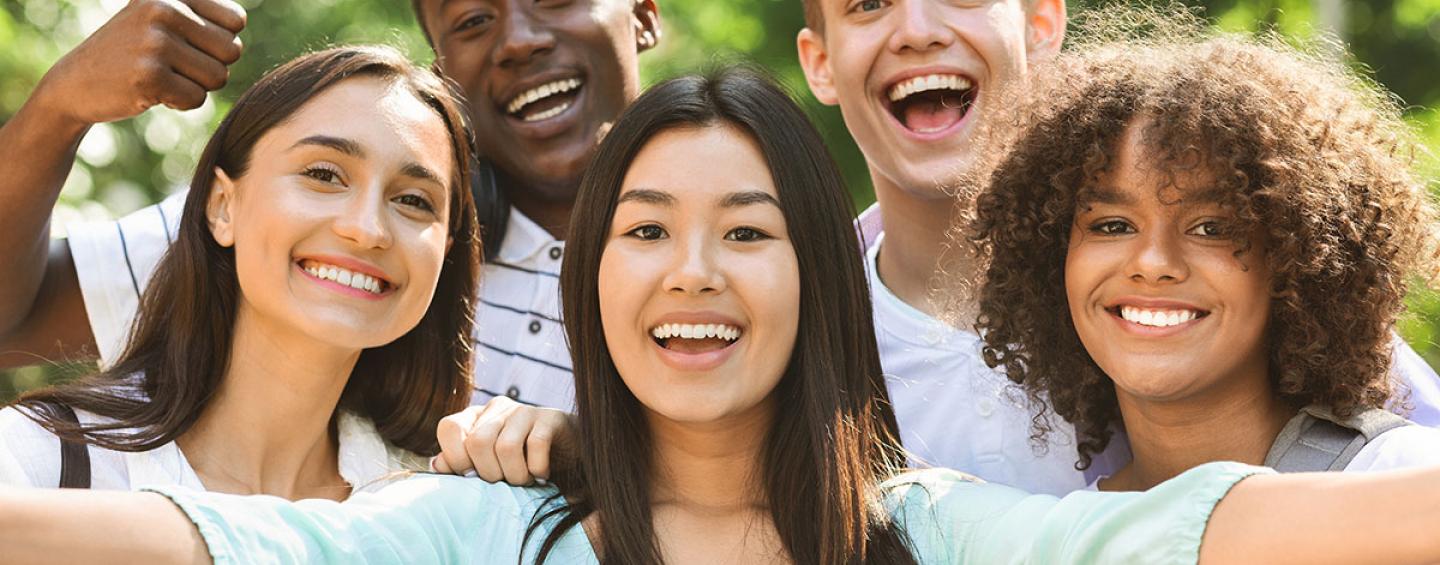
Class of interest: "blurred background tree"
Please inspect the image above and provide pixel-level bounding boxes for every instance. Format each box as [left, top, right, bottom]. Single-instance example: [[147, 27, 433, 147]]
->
[[3, 0, 1439, 400]]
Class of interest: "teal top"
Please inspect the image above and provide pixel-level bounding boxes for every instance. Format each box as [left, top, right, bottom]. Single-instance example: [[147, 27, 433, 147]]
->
[[150, 462, 1266, 565]]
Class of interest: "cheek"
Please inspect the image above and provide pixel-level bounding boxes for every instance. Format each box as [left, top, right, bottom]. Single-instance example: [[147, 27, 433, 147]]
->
[[597, 247, 651, 362]]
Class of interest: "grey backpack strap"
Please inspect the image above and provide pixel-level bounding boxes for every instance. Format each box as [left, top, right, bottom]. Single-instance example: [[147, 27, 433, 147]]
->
[[1263, 406, 1411, 473], [51, 404, 92, 489]]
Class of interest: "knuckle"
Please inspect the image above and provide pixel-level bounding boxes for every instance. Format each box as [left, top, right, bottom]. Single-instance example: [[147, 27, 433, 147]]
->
[[495, 436, 523, 457], [462, 433, 492, 452]]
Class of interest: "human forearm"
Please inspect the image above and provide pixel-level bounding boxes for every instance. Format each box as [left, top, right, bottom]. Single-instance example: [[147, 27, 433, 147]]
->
[[0, 92, 90, 338], [1202, 468, 1440, 565], [0, 487, 209, 565]]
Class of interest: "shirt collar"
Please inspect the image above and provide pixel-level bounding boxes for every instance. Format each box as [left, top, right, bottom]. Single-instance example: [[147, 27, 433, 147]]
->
[[494, 207, 563, 264]]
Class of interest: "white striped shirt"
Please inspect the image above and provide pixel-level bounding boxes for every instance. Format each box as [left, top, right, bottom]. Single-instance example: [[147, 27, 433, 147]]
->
[[66, 191, 577, 410]]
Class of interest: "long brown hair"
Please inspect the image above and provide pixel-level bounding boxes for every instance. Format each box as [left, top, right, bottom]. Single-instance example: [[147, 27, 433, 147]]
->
[[15, 45, 480, 456], [529, 66, 915, 564]]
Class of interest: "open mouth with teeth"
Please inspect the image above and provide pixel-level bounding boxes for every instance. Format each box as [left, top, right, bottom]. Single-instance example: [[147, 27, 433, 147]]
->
[[1108, 305, 1210, 328], [298, 259, 394, 295], [650, 323, 742, 354], [884, 73, 977, 134], [505, 77, 584, 123]]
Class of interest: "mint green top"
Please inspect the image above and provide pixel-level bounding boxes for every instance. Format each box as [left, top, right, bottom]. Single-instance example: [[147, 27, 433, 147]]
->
[[150, 462, 1265, 564]]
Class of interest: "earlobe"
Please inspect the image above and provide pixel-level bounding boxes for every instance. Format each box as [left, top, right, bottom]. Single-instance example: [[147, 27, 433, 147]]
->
[[633, 0, 661, 53], [1025, 0, 1067, 61], [207, 167, 237, 248], [796, 29, 838, 106]]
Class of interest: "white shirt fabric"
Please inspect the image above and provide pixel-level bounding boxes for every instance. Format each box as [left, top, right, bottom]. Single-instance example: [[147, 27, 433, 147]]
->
[[66, 193, 576, 410], [0, 404, 423, 492]]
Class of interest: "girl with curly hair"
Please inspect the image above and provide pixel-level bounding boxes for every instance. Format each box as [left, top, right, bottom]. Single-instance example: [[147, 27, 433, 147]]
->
[[973, 29, 1440, 491]]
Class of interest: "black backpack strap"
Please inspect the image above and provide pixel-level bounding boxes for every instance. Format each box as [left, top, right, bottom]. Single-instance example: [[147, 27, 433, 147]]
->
[[1263, 406, 1412, 473], [51, 404, 92, 489]]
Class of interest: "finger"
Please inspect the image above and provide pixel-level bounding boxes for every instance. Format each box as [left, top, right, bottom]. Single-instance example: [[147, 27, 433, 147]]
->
[[165, 38, 230, 92], [179, 0, 247, 34], [434, 408, 485, 476], [525, 423, 555, 481], [429, 455, 452, 474], [495, 412, 537, 485], [153, 69, 208, 111], [170, 12, 243, 65], [467, 401, 518, 482]]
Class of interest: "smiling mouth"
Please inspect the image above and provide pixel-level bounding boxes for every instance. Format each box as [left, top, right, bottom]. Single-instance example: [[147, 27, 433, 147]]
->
[[1108, 305, 1210, 328], [650, 323, 742, 354], [298, 259, 393, 295], [505, 77, 583, 123], [884, 74, 976, 134]]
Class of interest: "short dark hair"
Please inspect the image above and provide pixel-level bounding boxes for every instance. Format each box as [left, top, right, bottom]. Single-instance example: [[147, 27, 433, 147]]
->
[[971, 26, 1438, 469]]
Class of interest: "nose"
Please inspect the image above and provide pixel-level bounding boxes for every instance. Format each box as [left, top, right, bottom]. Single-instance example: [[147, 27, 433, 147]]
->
[[331, 186, 393, 250], [662, 234, 725, 296], [494, 6, 556, 68], [1125, 229, 1188, 284], [889, 0, 953, 54]]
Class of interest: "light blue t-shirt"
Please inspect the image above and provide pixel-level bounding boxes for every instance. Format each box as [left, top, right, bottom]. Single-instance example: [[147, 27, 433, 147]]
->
[[151, 462, 1267, 564]]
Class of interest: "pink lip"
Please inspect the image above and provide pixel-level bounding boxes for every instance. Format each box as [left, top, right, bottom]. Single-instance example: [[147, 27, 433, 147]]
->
[[878, 66, 980, 142], [297, 254, 395, 285], [648, 311, 746, 372], [295, 264, 392, 301]]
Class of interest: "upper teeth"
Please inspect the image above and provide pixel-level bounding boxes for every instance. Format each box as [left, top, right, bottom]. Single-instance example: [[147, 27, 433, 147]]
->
[[1119, 306, 1199, 328], [303, 261, 386, 294], [887, 74, 973, 102], [505, 78, 582, 115], [651, 323, 741, 341]]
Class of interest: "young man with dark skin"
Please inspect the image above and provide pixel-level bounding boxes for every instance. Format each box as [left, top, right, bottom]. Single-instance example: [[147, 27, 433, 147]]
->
[[793, 0, 1440, 495], [0, 0, 659, 461]]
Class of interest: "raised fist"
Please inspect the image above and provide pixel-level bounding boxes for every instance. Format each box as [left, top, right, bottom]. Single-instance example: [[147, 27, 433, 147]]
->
[[33, 0, 247, 127]]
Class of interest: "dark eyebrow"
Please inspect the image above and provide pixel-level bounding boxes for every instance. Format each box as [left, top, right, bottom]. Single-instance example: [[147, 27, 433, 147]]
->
[[400, 162, 446, 187], [617, 189, 675, 206], [720, 190, 780, 209], [290, 135, 364, 158], [1081, 186, 1135, 206]]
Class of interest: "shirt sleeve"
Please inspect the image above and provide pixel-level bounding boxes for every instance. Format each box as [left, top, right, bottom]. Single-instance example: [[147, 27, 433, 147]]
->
[[145, 474, 560, 565], [1345, 425, 1440, 472], [65, 192, 187, 366], [887, 462, 1271, 565], [0, 407, 61, 488], [1388, 332, 1440, 427]]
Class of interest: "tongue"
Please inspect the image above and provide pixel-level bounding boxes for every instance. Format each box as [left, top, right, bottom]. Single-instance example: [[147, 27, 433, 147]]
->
[[902, 97, 964, 133], [665, 337, 730, 354]]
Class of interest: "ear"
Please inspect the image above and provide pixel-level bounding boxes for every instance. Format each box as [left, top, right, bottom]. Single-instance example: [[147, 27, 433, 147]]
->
[[633, 0, 661, 53], [446, 235, 454, 255], [207, 167, 237, 248], [1025, 0, 1066, 62], [796, 28, 838, 106]]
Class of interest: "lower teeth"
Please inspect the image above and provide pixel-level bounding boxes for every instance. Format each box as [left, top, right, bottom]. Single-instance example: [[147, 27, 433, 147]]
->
[[524, 101, 571, 122]]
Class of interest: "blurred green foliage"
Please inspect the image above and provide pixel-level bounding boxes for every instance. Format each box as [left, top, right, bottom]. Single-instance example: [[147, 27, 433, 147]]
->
[[3, 0, 1440, 400]]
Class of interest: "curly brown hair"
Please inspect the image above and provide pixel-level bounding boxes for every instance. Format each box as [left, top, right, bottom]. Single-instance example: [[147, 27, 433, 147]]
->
[[968, 16, 1438, 469]]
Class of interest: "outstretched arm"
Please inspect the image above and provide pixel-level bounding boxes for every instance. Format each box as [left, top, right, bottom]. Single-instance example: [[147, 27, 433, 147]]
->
[[1202, 467, 1440, 564], [0, 489, 207, 565], [0, 0, 245, 368]]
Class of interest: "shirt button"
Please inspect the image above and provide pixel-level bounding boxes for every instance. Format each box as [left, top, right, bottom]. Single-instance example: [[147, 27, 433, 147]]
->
[[528, 320, 542, 334], [506, 386, 520, 399], [977, 398, 996, 418], [548, 247, 562, 260]]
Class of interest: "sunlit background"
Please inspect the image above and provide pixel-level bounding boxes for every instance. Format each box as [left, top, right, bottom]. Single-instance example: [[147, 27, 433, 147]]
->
[[2, 0, 1439, 399]]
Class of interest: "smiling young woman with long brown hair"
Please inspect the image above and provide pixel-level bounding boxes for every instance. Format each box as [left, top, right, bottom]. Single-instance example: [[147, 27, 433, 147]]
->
[[0, 45, 478, 498]]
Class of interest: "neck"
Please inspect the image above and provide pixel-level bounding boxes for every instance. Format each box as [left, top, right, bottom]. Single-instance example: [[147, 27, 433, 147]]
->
[[503, 175, 576, 240], [177, 304, 357, 501], [1103, 371, 1294, 491], [871, 173, 979, 322], [647, 400, 772, 512]]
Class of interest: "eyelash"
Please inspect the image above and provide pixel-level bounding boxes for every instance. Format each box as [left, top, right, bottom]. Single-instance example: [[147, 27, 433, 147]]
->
[[301, 165, 343, 184], [454, 13, 493, 33], [627, 225, 666, 240], [394, 194, 436, 213], [851, 0, 886, 13], [623, 225, 772, 242], [726, 227, 770, 242], [1088, 219, 1133, 236]]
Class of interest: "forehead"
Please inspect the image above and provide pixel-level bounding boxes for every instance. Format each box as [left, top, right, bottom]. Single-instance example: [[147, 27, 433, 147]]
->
[[619, 125, 778, 203], [255, 77, 455, 179]]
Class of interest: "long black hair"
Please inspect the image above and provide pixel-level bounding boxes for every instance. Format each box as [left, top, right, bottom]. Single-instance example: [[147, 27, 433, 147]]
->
[[528, 66, 915, 564]]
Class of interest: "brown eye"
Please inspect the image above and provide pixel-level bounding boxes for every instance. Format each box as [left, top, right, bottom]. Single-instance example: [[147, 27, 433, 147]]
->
[[628, 225, 666, 240], [725, 227, 769, 242], [394, 194, 436, 213], [301, 166, 342, 184], [1090, 220, 1134, 236]]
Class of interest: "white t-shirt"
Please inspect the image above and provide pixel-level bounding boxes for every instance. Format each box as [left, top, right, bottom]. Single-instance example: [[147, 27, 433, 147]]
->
[[0, 404, 423, 492], [66, 193, 576, 410]]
